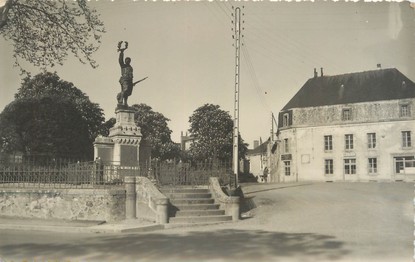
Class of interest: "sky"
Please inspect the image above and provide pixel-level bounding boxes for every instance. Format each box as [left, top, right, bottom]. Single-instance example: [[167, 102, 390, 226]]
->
[[1, 0, 414, 149]]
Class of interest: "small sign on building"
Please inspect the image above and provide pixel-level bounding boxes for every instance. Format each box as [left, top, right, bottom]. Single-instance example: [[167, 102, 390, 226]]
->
[[281, 154, 292, 161]]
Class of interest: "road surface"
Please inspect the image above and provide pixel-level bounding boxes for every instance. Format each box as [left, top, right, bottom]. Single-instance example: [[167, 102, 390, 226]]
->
[[0, 182, 412, 262]]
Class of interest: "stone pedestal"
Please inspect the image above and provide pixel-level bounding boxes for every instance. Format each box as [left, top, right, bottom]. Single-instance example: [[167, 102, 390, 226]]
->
[[94, 106, 142, 166]]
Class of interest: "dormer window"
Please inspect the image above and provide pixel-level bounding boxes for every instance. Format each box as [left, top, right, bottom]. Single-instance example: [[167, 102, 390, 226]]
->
[[283, 113, 290, 127], [342, 108, 352, 121]]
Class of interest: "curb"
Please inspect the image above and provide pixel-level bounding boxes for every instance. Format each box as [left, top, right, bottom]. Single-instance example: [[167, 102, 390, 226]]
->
[[0, 223, 165, 234], [89, 224, 165, 233]]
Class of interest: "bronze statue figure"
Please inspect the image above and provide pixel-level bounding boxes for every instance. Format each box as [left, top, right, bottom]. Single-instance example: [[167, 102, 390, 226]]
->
[[117, 41, 148, 106]]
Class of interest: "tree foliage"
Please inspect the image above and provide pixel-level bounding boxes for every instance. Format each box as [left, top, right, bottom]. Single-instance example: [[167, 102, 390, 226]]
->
[[0, 97, 91, 159], [188, 104, 248, 162], [0, 72, 105, 159], [16, 72, 105, 142], [0, 0, 105, 70], [97, 117, 116, 137], [131, 103, 180, 161]]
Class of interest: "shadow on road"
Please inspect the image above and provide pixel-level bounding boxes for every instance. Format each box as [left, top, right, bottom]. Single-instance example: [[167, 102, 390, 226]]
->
[[1, 229, 349, 261]]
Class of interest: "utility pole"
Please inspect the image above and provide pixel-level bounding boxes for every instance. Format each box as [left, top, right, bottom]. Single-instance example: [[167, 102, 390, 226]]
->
[[232, 7, 241, 188], [268, 112, 275, 183]]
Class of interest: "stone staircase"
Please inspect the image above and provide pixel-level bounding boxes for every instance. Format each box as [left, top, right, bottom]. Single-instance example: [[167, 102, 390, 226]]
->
[[161, 187, 232, 227]]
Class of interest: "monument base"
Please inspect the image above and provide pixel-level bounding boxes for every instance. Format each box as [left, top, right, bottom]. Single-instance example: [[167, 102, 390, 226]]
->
[[94, 107, 142, 166]]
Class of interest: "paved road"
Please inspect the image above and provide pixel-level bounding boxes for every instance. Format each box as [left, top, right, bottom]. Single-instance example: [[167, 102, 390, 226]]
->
[[0, 182, 413, 262]]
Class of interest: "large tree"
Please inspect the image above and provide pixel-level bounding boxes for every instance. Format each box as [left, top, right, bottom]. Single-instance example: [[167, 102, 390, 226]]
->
[[15, 72, 105, 142], [0, 0, 105, 70], [0, 72, 105, 159], [131, 103, 180, 161], [0, 97, 91, 159], [188, 104, 248, 163]]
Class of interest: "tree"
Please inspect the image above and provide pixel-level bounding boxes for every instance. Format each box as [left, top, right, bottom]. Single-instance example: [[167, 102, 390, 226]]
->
[[16, 72, 105, 143], [97, 117, 116, 137], [131, 103, 180, 161], [0, 0, 105, 70], [188, 104, 248, 163], [0, 96, 91, 159], [0, 72, 105, 159]]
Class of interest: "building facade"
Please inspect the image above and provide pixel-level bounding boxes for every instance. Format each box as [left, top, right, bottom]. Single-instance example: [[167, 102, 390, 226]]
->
[[180, 132, 196, 151], [246, 139, 270, 182], [275, 68, 415, 182]]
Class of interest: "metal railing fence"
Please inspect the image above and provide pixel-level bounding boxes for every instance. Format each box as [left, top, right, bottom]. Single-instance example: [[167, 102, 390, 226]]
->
[[0, 161, 140, 189], [143, 160, 233, 186], [0, 158, 233, 188]]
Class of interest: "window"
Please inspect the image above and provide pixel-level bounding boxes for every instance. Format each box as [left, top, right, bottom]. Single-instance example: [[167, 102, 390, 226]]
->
[[324, 135, 333, 151], [325, 159, 334, 175], [394, 156, 415, 174], [402, 131, 412, 148], [283, 113, 290, 127], [400, 104, 411, 117], [367, 133, 376, 149], [345, 134, 354, 150], [284, 138, 290, 153], [342, 108, 352, 121], [344, 158, 356, 175], [284, 161, 291, 176], [368, 158, 377, 174]]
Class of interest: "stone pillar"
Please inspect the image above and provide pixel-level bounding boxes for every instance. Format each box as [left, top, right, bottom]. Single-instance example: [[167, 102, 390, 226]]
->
[[227, 197, 240, 221], [155, 198, 169, 224], [125, 176, 136, 219]]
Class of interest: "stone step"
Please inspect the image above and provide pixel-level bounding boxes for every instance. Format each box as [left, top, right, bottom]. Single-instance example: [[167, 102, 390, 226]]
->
[[169, 215, 232, 224], [173, 204, 220, 211], [161, 188, 210, 194], [164, 221, 232, 229], [165, 193, 212, 199], [170, 198, 215, 205], [174, 209, 225, 217]]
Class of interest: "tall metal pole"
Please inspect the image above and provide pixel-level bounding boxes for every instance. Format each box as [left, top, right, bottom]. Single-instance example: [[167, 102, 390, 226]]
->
[[233, 7, 241, 188]]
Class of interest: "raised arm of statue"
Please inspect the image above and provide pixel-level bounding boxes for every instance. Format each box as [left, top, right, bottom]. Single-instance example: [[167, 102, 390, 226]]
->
[[117, 41, 128, 67], [119, 50, 125, 67]]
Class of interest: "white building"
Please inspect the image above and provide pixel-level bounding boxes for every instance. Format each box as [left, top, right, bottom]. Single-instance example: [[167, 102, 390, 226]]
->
[[274, 68, 415, 182], [246, 139, 270, 183]]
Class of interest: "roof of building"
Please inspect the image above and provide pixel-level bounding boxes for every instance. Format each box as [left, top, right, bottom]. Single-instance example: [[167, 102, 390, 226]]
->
[[282, 68, 415, 110], [247, 139, 269, 156]]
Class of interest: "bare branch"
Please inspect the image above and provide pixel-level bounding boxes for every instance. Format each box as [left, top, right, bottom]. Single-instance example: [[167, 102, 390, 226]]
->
[[1, 0, 105, 71], [0, 0, 13, 30]]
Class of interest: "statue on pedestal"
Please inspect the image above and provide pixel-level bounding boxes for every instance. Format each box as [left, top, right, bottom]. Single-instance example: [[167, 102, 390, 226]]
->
[[117, 41, 148, 106]]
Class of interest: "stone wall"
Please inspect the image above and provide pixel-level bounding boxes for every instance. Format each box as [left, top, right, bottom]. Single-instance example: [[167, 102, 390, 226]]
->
[[135, 177, 169, 224], [0, 188, 125, 222], [209, 177, 240, 221]]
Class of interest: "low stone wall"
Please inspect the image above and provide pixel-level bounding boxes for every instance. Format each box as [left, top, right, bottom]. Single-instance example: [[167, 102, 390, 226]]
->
[[0, 188, 125, 222], [136, 177, 169, 224], [209, 177, 240, 221]]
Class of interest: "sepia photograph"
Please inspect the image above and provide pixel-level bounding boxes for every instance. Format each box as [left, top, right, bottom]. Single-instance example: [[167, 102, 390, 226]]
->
[[0, 0, 414, 261]]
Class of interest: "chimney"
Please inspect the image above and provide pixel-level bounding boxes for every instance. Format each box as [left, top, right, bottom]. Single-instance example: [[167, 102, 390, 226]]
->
[[377, 63, 382, 69], [320, 67, 324, 77], [253, 140, 259, 149], [314, 68, 318, 78]]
